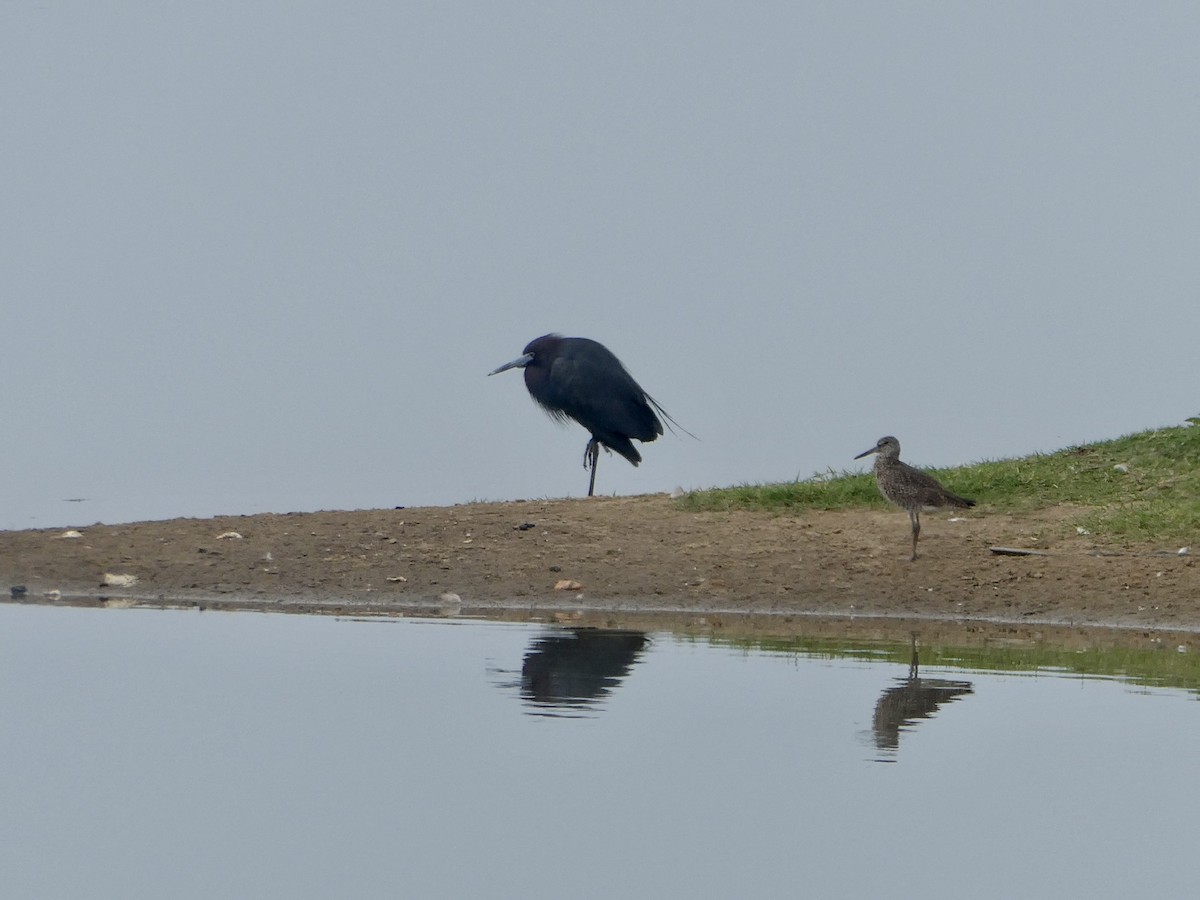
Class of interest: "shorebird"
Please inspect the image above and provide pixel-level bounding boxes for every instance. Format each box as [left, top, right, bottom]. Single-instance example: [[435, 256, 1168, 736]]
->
[[855, 435, 975, 561]]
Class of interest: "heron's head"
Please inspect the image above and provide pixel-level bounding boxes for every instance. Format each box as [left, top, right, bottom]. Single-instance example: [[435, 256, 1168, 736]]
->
[[854, 435, 900, 461]]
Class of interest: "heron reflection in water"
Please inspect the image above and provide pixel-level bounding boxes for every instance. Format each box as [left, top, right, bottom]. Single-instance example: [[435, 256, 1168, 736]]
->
[[872, 634, 973, 759], [519, 628, 649, 716]]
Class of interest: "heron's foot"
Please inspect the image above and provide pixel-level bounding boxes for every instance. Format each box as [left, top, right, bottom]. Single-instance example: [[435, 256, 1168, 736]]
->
[[582, 439, 600, 470]]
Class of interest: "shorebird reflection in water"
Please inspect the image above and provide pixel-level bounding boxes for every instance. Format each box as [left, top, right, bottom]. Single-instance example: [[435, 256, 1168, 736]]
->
[[855, 435, 975, 561], [490, 334, 689, 496], [872, 634, 974, 758]]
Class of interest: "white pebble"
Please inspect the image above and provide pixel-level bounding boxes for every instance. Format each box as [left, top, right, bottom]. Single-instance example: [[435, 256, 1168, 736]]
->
[[436, 592, 463, 616]]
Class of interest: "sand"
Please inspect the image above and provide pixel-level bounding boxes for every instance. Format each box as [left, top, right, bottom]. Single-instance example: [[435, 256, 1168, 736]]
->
[[2, 495, 1196, 648]]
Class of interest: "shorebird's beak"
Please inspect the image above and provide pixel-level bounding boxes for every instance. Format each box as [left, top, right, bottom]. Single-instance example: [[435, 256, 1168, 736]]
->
[[488, 352, 534, 376], [853, 446, 877, 460]]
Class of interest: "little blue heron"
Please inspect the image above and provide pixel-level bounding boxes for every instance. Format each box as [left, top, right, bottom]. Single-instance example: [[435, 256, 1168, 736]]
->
[[489, 334, 685, 496], [855, 435, 975, 560]]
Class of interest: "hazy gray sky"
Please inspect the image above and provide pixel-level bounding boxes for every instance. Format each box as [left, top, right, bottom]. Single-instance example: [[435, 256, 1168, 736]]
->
[[3, 2, 1197, 530]]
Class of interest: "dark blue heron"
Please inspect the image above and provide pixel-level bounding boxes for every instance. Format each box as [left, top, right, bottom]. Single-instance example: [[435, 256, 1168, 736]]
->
[[489, 334, 686, 496]]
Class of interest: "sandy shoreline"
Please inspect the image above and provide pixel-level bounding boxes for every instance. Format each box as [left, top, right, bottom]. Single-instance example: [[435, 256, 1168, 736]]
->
[[2, 494, 1196, 648]]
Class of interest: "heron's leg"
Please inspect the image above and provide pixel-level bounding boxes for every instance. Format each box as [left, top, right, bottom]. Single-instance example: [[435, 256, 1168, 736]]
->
[[584, 438, 600, 496], [909, 510, 921, 561]]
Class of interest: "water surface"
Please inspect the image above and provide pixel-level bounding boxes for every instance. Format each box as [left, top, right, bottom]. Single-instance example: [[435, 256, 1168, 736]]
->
[[0, 604, 1195, 899]]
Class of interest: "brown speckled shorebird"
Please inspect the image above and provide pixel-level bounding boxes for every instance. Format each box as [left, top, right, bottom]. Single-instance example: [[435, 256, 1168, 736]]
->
[[854, 436, 975, 561]]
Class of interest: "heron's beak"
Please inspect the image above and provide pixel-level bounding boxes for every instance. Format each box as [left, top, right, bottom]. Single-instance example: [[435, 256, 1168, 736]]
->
[[488, 352, 534, 376], [853, 446, 877, 460]]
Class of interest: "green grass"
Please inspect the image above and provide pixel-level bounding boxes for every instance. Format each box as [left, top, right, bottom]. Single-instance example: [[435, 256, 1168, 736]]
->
[[676, 421, 1200, 544]]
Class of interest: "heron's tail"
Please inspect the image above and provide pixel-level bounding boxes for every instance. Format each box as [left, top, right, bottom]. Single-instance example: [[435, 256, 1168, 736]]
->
[[598, 433, 643, 466]]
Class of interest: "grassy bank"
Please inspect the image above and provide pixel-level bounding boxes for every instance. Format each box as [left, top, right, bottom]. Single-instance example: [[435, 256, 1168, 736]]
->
[[677, 422, 1200, 544]]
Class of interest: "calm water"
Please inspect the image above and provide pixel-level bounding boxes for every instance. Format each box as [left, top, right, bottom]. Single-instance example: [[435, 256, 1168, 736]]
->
[[1, 604, 1196, 899]]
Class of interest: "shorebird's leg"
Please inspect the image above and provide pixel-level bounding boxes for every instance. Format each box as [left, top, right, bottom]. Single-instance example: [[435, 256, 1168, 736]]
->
[[909, 510, 921, 561]]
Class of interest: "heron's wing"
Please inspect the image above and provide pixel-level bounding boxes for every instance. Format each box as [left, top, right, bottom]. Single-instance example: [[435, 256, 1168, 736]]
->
[[543, 344, 664, 443]]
